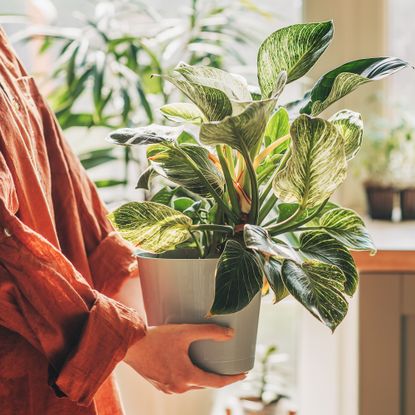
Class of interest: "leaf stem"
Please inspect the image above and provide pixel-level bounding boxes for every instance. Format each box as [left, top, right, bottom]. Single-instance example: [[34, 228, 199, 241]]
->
[[253, 133, 290, 169], [266, 206, 302, 234], [241, 142, 259, 224], [175, 145, 239, 222], [191, 224, 234, 234], [190, 231, 204, 258], [216, 145, 241, 218]]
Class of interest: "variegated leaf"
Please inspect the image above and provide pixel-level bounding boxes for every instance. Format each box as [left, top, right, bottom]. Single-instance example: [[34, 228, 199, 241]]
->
[[200, 99, 276, 156], [330, 110, 363, 160], [318, 208, 376, 252], [257, 21, 334, 97], [244, 224, 299, 261], [106, 124, 182, 146], [299, 231, 358, 296], [210, 240, 263, 315], [163, 75, 232, 121], [147, 143, 225, 197], [300, 57, 409, 115], [264, 258, 289, 303], [273, 115, 347, 208], [175, 62, 252, 102], [108, 202, 192, 253], [160, 102, 206, 124], [135, 165, 155, 190], [282, 259, 348, 331]]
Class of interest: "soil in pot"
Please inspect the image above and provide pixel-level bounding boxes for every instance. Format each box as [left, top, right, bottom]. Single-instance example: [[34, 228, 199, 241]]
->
[[137, 249, 261, 375], [400, 188, 415, 220], [365, 185, 395, 220]]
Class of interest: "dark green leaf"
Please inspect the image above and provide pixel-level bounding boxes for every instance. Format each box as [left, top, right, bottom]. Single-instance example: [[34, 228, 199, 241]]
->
[[300, 57, 409, 115], [282, 259, 348, 331], [299, 231, 358, 296], [210, 240, 263, 315], [264, 258, 288, 303], [136, 166, 155, 190]]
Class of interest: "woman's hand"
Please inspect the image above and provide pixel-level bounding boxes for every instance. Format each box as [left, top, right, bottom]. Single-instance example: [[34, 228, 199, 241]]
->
[[124, 324, 246, 394]]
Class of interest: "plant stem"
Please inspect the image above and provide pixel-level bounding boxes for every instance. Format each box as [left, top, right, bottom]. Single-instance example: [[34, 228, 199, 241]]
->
[[216, 145, 241, 218], [175, 145, 239, 222], [266, 206, 302, 234], [241, 142, 259, 224], [257, 154, 283, 185], [253, 133, 290, 169], [191, 224, 234, 233], [190, 231, 204, 258], [268, 199, 329, 236], [258, 194, 277, 224]]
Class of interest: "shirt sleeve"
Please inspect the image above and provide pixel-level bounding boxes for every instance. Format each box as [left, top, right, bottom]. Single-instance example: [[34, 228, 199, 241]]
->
[[0, 152, 146, 406], [34, 89, 139, 297]]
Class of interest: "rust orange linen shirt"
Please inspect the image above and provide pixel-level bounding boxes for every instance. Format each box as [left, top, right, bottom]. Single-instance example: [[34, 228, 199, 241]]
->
[[0, 28, 146, 414]]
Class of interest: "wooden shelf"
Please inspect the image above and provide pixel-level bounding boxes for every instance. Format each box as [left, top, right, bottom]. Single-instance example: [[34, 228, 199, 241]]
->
[[353, 250, 415, 273]]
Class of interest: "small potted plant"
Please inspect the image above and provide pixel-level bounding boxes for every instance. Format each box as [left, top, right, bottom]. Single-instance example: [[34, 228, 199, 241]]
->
[[361, 118, 415, 220], [239, 345, 291, 415], [107, 21, 407, 374]]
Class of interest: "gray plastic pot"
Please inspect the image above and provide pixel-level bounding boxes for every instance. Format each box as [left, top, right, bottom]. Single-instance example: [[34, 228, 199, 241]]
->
[[137, 250, 261, 375]]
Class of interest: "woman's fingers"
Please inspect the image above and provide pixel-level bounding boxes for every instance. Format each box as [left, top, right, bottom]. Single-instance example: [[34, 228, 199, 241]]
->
[[189, 365, 246, 388], [181, 323, 234, 342]]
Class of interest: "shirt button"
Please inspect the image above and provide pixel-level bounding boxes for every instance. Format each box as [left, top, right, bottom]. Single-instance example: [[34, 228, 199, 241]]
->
[[3, 228, 12, 237]]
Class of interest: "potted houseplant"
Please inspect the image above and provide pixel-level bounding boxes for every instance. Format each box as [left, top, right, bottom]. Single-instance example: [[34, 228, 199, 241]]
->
[[107, 21, 408, 374], [239, 345, 291, 415], [361, 118, 415, 220]]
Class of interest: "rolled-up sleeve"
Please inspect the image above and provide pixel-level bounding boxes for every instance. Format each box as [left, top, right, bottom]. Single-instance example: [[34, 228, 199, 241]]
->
[[0, 152, 146, 406]]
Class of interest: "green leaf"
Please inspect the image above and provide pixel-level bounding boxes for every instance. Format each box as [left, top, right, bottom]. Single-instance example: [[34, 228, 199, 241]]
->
[[151, 186, 176, 206], [318, 208, 376, 252], [281, 259, 348, 331], [174, 62, 252, 102], [244, 224, 299, 260], [273, 115, 347, 208], [93, 51, 106, 116], [163, 75, 232, 121], [299, 231, 358, 296], [200, 99, 276, 155], [79, 147, 117, 170], [108, 201, 192, 253], [173, 197, 195, 212], [210, 240, 263, 315], [136, 166, 155, 190], [264, 107, 290, 147], [106, 124, 183, 146], [264, 258, 289, 303], [329, 110, 363, 161], [160, 103, 206, 124], [177, 131, 198, 145], [147, 144, 225, 197], [257, 21, 334, 97], [300, 57, 409, 115]]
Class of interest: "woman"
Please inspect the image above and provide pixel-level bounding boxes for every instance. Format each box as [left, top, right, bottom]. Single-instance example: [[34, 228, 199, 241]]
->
[[0, 27, 244, 415]]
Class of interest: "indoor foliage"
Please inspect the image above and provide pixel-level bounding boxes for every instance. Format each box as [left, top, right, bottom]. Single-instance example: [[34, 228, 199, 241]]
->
[[108, 21, 408, 330]]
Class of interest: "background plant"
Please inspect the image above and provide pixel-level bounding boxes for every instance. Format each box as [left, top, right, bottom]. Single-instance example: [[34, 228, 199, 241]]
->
[[12, 0, 270, 191], [108, 21, 409, 330], [359, 115, 415, 188]]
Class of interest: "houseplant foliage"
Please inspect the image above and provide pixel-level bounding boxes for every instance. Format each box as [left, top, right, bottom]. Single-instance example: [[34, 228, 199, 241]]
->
[[108, 21, 408, 331]]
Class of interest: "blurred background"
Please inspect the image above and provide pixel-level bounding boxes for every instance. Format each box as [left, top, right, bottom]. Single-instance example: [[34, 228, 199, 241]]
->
[[1, 1, 414, 414]]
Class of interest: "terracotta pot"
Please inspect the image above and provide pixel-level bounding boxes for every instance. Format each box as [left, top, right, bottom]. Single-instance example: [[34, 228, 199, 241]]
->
[[137, 250, 261, 375], [365, 185, 395, 220], [400, 188, 415, 220]]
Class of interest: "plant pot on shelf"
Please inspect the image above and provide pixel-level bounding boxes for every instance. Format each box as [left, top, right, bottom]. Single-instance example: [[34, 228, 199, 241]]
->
[[400, 188, 415, 220], [137, 250, 261, 375], [365, 185, 395, 220]]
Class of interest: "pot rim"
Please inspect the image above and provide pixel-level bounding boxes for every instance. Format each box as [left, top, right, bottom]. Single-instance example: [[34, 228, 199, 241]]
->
[[135, 248, 219, 262]]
